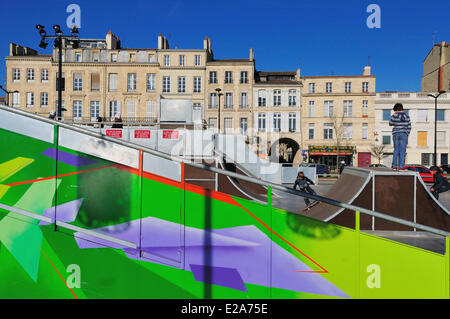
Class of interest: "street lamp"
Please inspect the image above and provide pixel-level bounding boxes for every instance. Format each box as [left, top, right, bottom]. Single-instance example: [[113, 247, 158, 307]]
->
[[36, 24, 80, 120], [0, 85, 18, 106], [427, 90, 446, 167], [215, 88, 223, 134]]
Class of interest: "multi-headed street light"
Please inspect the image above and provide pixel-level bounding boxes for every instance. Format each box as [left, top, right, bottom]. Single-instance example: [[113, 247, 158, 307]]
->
[[427, 90, 447, 167], [36, 24, 80, 120]]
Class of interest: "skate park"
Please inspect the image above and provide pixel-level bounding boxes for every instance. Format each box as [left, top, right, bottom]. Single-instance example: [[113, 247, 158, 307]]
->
[[0, 104, 449, 299]]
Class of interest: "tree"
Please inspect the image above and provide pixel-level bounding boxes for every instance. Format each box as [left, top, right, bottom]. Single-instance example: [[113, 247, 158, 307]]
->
[[370, 144, 385, 164], [331, 111, 348, 170]]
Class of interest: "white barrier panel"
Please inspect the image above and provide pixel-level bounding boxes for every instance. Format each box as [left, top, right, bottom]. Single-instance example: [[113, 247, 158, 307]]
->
[[129, 129, 156, 149], [158, 129, 184, 156], [282, 167, 298, 184], [142, 151, 181, 182], [0, 108, 54, 143], [59, 127, 140, 169]]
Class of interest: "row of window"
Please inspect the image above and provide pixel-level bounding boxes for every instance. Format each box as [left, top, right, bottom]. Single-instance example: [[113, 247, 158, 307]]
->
[[421, 153, 448, 167], [208, 71, 249, 84], [308, 81, 370, 93], [208, 113, 299, 134], [162, 54, 202, 67], [61, 50, 203, 66], [256, 89, 298, 106], [381, 109, 446, 121], [11, 92, 50, 107], [307, 100, 369, 117], [208, 117, 249, 134], [382, 131, 447, 146], [42, 100, 158, 121], [308, 123, 369, 140], [12, 68, 49, 82], [111, 52, 154, 64], [208, 92, 249, 109], [256, 113, 298, 132]]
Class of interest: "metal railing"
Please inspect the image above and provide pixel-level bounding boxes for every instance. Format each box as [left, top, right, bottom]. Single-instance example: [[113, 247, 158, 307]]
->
[[57, 116, 158, 125], [1, 104, 450, 238]]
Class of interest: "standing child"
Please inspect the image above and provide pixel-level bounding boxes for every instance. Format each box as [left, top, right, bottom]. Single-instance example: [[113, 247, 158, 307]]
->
[[293, 171, 317, 210], [389, 103, 411, 170]]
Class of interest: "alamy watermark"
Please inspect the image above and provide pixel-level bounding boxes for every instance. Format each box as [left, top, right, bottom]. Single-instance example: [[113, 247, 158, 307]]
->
[[366, 264, 381, 288], [66, 4, 81, 29], [366, 4, 381, 29], [66, 263, 81, 289]]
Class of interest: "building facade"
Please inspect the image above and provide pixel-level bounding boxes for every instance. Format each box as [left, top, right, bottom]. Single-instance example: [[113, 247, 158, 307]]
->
[[252, 71, 302, 163], [300, 67, 376, 168], [5, 32, 379, 167], [204, 53, 255, 136], [375, 91, 450, 167], [5, 32, 213, 123], [422, 41, 450, 93]]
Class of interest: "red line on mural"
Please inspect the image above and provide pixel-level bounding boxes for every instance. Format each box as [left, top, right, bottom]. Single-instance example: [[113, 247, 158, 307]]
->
[[34, 242, 78, 299], [230, 198, 328, 274], [80, 162, 327, 274], [5, 165, 114, 187]]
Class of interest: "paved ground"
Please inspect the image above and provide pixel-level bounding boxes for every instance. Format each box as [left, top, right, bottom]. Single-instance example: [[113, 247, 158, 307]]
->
[[271, 179, 336, 212], [271, 178, 450, 254]]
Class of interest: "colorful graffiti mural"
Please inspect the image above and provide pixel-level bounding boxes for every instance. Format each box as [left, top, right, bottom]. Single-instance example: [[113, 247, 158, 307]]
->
[[0, 108, 449, 299]]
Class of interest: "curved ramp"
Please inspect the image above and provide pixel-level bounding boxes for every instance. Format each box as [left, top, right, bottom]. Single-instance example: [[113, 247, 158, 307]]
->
[[300, 167, 450, 232], [296, 168, 371, 221]]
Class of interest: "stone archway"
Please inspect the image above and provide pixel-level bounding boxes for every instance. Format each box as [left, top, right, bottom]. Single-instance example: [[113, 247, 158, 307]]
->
[[268, 138, 300, 164]]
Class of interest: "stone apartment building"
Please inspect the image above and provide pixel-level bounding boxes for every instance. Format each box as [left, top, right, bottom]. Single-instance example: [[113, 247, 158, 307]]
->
[[5, 31, 377, 167], [422, 41, 449, 92], [252, 71, 302, 163], [6, 32, 213, 123], [301, 67, 376, 168], [204, 51, 255, 135], [375, 91, 450, 167]]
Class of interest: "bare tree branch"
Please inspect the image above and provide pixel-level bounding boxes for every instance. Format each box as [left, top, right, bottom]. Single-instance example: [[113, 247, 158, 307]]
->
[[370, 144, 385, 164]]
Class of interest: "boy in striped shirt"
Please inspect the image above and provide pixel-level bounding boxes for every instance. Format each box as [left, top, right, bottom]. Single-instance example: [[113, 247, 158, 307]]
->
[[389, 103, 411, 170]]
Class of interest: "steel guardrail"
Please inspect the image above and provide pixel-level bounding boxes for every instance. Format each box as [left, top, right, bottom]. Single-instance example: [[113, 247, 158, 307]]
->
[[1, 105, 450, 238]]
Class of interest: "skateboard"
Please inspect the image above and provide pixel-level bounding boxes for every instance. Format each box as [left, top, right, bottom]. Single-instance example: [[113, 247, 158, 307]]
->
[[302, 200, 319, 212]]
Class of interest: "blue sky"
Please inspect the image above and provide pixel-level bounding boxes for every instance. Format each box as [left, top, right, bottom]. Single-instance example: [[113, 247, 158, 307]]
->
[[0, 0, 449, 92]]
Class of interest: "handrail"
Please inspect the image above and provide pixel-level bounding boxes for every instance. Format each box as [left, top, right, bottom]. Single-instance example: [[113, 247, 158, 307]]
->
[[0, 203, 137, 249], [1, 105, 450, 238]]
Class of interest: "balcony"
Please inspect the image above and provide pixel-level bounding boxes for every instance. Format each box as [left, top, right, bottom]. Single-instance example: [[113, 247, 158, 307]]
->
[[58, 116, 158, 125]]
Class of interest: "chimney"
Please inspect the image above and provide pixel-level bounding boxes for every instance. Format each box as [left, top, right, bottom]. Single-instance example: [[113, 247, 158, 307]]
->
[[363, 66, 371, 76], [439, 41, 446, 91], [158, 34, 163, 49], [163, 36, 169, 49], [10, 43, 16, 56], [249, 48, 254, 61], [296, 68, 301, 81], [106, 31, 113, 49], [203, 37, 208, 50]]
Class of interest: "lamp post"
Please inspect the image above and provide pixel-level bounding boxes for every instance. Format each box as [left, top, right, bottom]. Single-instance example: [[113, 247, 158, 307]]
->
[[428, 90, 446, 167], [215, 88, 223, 134], [36, 24, 79, 121], [0, 85, 18, 106]]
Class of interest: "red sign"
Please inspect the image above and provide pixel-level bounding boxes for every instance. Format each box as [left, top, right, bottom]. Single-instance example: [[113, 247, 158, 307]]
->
[[134, 130, 151, 139], [162, 130, 179, 139], [106, 130, 123, 138]]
